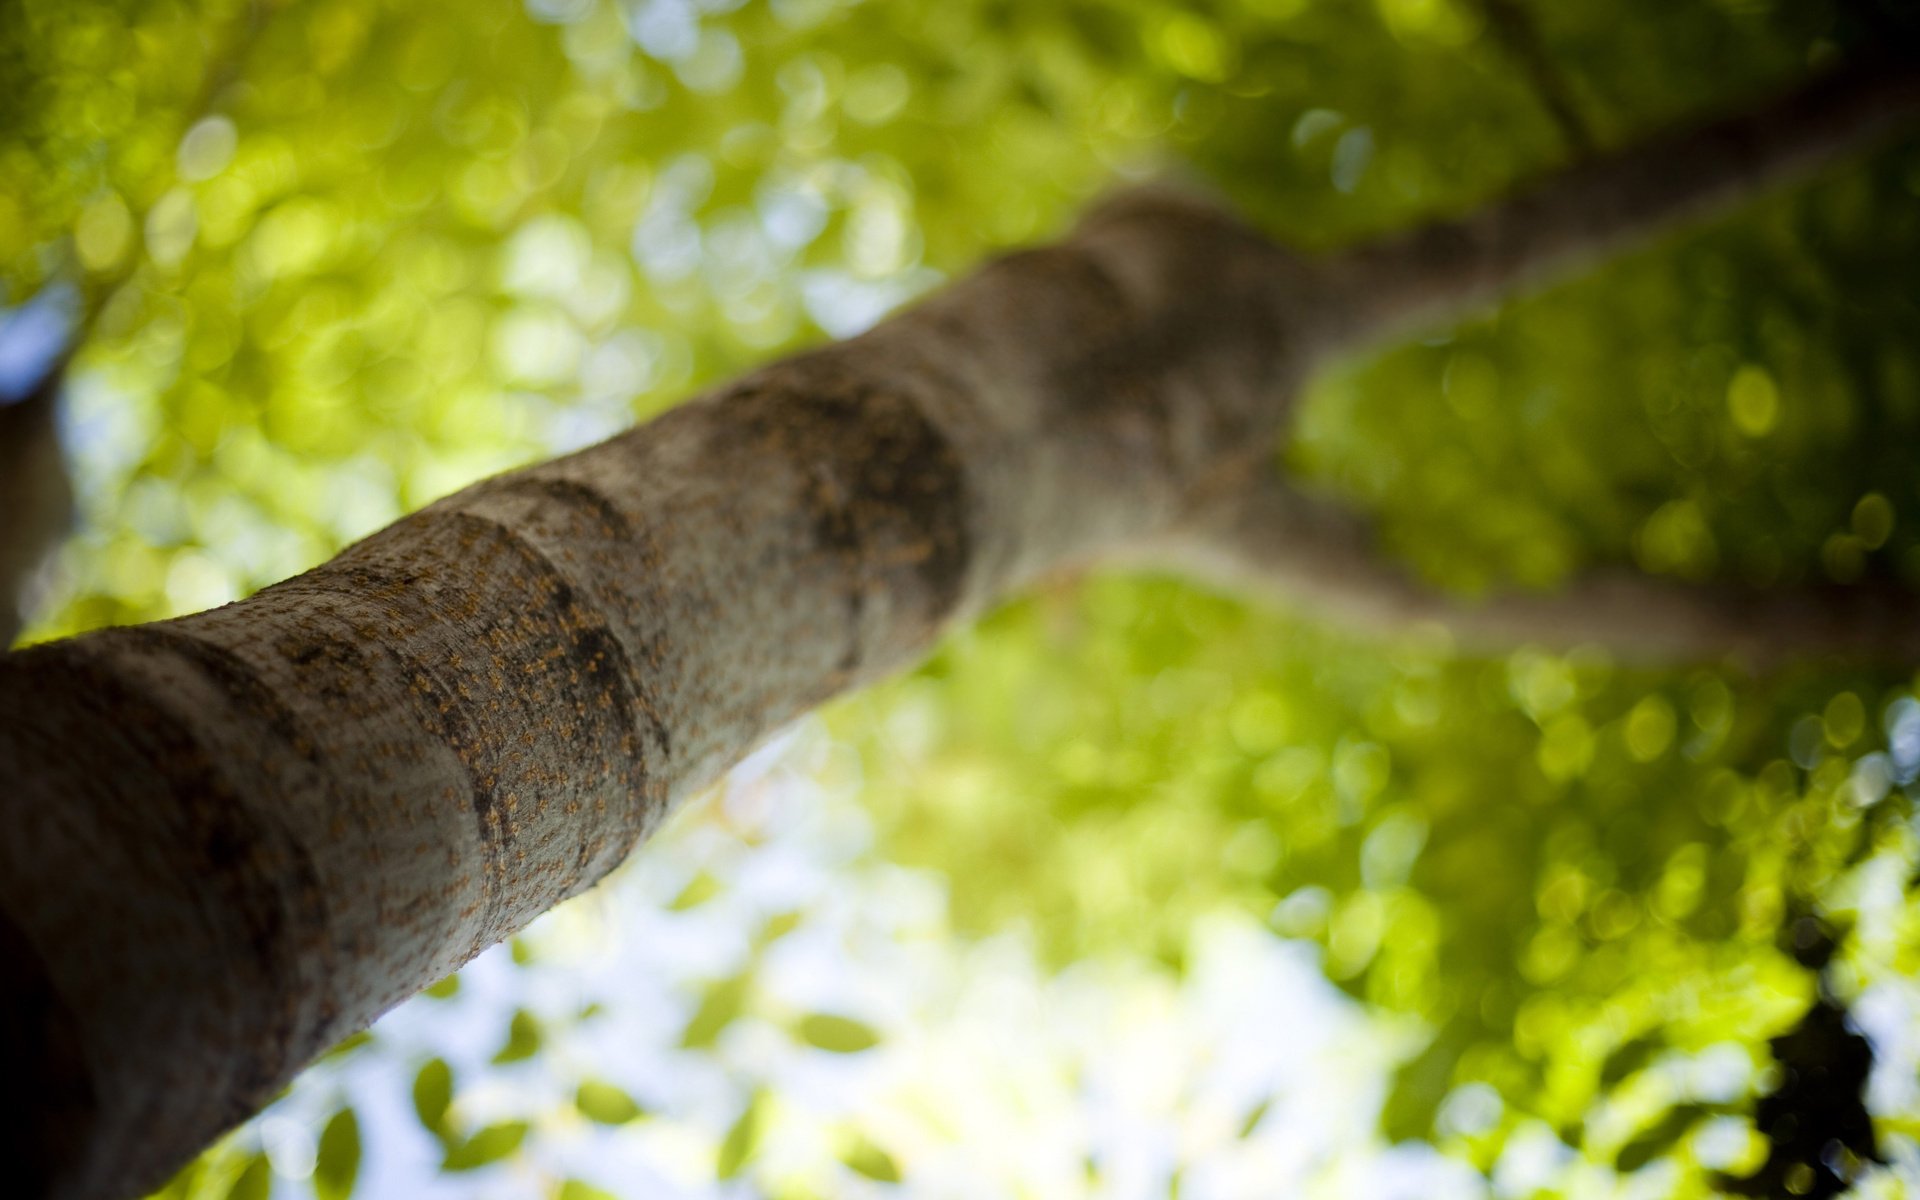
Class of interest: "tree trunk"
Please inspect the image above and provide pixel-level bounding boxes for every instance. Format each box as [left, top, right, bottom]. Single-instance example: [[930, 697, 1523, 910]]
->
[[3, 55, 1917, 1200]]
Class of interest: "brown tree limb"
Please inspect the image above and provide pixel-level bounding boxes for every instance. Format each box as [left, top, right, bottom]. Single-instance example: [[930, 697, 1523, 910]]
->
[[1143, 469, 1920, 669], [1472, 0, 1596, 155], [1307, 53, 1920, 356]]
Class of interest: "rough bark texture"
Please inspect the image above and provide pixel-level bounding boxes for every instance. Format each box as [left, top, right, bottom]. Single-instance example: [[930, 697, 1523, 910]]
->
[[2, 55, 1917, 1200]]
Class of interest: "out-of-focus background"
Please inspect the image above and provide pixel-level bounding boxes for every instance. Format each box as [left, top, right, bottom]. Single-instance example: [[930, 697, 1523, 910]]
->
[[6, 0, 1920, 1196]]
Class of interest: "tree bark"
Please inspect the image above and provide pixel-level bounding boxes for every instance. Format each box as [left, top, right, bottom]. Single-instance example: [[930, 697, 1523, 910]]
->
[[2, 54, 1917, 1200]]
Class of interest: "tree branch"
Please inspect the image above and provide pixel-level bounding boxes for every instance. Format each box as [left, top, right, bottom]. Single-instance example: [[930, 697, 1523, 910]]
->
[[1145, 469, 1920, 669], [1308, 53, 1920, 355], [1472, 0, 1595, 155]]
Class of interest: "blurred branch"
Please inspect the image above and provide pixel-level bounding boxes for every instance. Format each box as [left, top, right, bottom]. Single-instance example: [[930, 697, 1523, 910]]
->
[[1146, 467, 1920, 668], [1471, 0, 1595, 154], [1310, 51, 1920, 355]]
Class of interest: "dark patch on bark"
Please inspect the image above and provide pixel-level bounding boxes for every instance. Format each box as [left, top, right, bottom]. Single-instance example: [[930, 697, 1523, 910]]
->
[[491, 474, 636, 543], [120, 624, 310, 762], [439, 507, 667, 763], [721, 357, 974, 669], [0, 899, 94, 1199], [51, 636, 309, 1108]]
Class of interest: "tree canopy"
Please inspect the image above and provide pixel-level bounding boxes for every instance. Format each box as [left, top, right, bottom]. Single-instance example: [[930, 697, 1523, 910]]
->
[[6, 0, 1920, 1196]]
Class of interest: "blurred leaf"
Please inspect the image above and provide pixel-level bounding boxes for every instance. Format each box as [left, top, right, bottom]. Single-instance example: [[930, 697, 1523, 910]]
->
[[1598, 1035, 1663, 1088], [716, 1092, 763, 1181], [491, 1009, 543, 1064], [423, 974, 460, 1000], [758, 910, 804, 946], [843, 1134, 900, 1183], [796, 1013, 881, 1054], [575, 1081, 644, 1126], [681, 972, 751, 1049], [440, 1121, 530, 1172], [1616, 1104, 1716, 1173], [411, 1058, 453, 1138], [669, 870, 723, 910], [556, 1182, 620, 1200], [314, 1107, 361, 1200], [1380, 1024, 1468, 1143], [224, 1154, 270, 1200]]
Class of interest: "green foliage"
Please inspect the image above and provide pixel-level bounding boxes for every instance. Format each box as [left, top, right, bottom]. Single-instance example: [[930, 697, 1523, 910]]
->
[[313, 1108, 361, 1200], [490, 1008, 543, 1063], [680, 970, 751, 1050], [439, 1121, 530, 1172], [410, 1057, 453, 1138], [574, 1080, 644, 1125], [841, 1133, 901, 1183], [10, 0, 1913, 1196], [715, 1092, 763, 1181], [222, 1156, 269, 1200], [794, 1012, 881, 1054]]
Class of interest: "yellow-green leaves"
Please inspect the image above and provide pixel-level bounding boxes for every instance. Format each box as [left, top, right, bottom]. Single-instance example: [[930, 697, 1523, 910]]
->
[[841, 1134, 900, 1183], [795, 1013, 881, 1054], [313, 1108, 361, 1200], [681, 972, 751, 1049], [440, 1122, 529, 1172], [491, 1009, 543, 1064], [575, 1081, 644, 1126], [223, 1154, 271, 1200], [411, 1058, 453, 1137], [715, 1092, 763, 1181]]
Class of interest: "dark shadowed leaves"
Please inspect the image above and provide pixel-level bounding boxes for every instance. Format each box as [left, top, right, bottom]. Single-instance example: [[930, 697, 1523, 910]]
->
[[1615, 1103, 1716, 1173]]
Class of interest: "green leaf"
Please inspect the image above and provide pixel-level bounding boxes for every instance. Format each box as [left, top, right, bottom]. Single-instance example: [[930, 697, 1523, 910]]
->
[[1380, 1023, 1468, 1143], [225, 1153, 271, 1200], [843, 1134, 900, 1183], [314, 1107, 361, 1200], [1598, 1034, 1662, 1088], [441, 1121, 530, 1172], [412, 1058, 454, 1137], [1239, 1096, 1271, 1139], [556, 1182, 620, 1200], [796, 1013, 881, 1054], [575, 1080, 644, 1125], [492, 1009, 543, 1064], [681, 973, 751, 1049], [756, 909, 804, 947], [669, 870, 723, 910], [423, 974, 461, 1000], [716, 1093, 762, 1180], [1615, 1103, 1714, 1173]]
